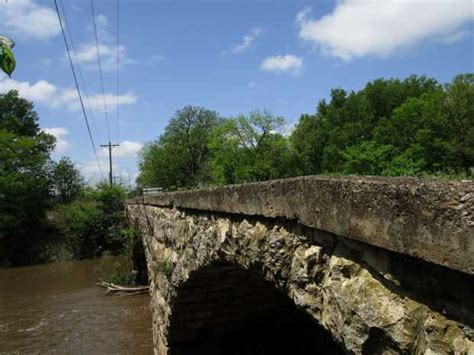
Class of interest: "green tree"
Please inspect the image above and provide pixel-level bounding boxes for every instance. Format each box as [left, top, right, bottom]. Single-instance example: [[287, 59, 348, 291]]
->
[[95, 183, 128, 252], [290, 74, 472, 176], [444, 74, 474, 173], [0, 91, 55, 265], [290, 113, 328, 175], [0, 131, 54, 234], [375, 91, 452, 172], [52, 157, 84, 203], [137, 73, 473, 193], [0, 90, 40, 136], [57, 200, 103, 259], [55, 183, 128, 259], [209, 110, 296, 184], [340, 141, 394, 175], [138, 106, 221, 190]]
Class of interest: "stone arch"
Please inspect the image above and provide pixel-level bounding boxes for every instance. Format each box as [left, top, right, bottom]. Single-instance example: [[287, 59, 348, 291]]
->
[[132, 205, 473, 355], [146, 209, 347, 354], [166, 263, 342, 354], [131, 232, 149, 285]]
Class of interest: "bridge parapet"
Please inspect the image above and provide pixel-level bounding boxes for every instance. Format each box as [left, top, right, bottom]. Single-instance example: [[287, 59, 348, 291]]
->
[[127, 176, 474, 354], [130, 176, 473, 275]]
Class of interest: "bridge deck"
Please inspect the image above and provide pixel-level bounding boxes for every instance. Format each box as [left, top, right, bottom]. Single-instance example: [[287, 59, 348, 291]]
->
[[129, 176, 473, 275]]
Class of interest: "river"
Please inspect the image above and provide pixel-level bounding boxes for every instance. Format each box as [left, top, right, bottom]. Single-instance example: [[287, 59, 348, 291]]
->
[[0, 260, 153, 354]]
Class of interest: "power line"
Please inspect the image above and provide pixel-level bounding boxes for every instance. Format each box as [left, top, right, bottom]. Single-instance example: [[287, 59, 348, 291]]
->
[[53, 0, 104, 179], [57, 0, 103, 146], [116, 0, 121, 144], [90, 0, 111, 143]]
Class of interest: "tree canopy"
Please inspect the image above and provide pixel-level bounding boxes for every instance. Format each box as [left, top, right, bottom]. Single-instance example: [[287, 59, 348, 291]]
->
[[138, 105, 221, 190], [0, 90, 40, 136], [0, 90, 136, 266], [138, 74, 473, 190], [0, 91, 56, 264], [52, 157, 84, 204], [291, 74, 473, 176], [209, 110, 296, 184]]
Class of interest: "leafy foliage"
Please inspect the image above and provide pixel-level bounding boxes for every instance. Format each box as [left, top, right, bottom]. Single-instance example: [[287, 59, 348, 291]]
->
[[138, 106, 221, 190], [138, 74, 473, 191], [0, 91, 136, 266], [52, 157, 84, 203], [56, 199, 103, 258], [209, 110, 297, 184], [0, 91, 56, 265], [55, 183, 130, 259], [0, 90, 40, 136], [292, 74, 473, 176]]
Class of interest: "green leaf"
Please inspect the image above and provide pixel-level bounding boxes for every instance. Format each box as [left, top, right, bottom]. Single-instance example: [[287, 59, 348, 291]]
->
[[1, 46, 15, 77]]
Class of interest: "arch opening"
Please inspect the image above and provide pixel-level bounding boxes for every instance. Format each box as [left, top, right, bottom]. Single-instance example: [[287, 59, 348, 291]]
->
[[131, 237, 148, 285], [168, 264, 342, 354]]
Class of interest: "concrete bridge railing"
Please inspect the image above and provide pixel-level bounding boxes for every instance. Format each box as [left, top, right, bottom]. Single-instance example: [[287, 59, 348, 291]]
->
[[127, 176, 473, 354]]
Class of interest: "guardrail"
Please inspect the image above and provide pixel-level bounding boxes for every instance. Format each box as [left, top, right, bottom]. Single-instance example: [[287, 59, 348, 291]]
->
[[143, 187, 162, 195]]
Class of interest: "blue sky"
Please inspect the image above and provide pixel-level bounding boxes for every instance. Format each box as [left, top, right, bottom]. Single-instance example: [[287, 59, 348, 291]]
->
[[1, 0, 473, 184]]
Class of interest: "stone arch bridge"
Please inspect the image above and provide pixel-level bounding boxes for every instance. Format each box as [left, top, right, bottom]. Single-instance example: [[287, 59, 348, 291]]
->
[[126, 176, 474, 354]]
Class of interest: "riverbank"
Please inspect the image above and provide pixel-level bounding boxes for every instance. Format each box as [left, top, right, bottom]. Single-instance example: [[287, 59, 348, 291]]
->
[[0, 183, 136, 268]]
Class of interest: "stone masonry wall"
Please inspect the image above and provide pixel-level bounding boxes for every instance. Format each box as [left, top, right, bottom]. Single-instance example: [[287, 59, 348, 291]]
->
[[129, 176, 474, 275], [127, 203, 474, 355]]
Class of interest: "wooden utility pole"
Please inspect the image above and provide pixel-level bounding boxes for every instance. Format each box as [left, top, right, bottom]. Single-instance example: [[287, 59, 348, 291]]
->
[[101, 142, 119, 185]]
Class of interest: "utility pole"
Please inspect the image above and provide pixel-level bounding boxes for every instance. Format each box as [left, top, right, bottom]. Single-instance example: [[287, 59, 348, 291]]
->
[[126, 168, 131, 190], [101, 141, 119, 185]]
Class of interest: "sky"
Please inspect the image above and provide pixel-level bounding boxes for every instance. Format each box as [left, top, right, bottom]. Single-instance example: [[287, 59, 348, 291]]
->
[[0, 0, 473, 185]]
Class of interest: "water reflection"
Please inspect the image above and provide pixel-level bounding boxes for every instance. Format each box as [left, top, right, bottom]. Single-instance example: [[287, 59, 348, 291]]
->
[[0, 260, 153, 354]]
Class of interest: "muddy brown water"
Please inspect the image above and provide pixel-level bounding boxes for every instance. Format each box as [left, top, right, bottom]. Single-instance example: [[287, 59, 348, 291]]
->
[[0, 260, 153, 354]]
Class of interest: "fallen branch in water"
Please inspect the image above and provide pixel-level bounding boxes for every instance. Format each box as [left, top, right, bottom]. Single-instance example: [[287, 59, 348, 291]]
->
[[118, 290, 149, 297], [97, 281, 149, 295]]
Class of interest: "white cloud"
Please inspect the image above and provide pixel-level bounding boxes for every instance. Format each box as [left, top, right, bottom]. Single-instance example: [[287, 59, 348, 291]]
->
[[71, 14, 132, 71], [260, 54, 303, 74], [231, 27, 263, 53], [90, 14, 112, 42], [72, 43, 129, 71], [91, 92, 137, 111], [65, 91, 138, 112], [0, 0, 60, 40], [43, 127, 68, 137], [296, 0, 474, 61], [0, 77, 57, 102], [81, 158, 109, 179], [0, 77, 137, 111], [100, 140, 143, 158], [43, 127, 70, 153]]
